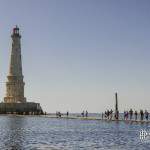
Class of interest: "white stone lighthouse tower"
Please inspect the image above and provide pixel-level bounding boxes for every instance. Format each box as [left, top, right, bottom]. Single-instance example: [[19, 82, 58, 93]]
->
[[4, 26, 26, 103]]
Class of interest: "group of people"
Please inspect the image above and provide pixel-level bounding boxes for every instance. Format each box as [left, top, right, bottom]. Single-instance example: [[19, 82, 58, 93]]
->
[[102, 109, 113, 120], [102, 109, 119, 120], [56, 111, 62, 117], [102, 109, 149, 121], [56, 111, 89, 118], [56, 111, 69, 117], [124, 109, 149, 121], [56, 109, 149, 121], [81, 110, 88, 117]]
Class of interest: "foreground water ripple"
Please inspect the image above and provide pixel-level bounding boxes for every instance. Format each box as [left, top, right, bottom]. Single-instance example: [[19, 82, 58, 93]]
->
[[0, 116, 149, 149]]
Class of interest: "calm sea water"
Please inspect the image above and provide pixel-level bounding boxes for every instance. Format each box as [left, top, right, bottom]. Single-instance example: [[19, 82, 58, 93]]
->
[[0, 115, 150, 150]]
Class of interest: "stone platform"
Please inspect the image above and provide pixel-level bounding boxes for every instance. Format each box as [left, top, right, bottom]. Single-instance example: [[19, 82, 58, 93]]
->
[[0, 102, 43, 115]]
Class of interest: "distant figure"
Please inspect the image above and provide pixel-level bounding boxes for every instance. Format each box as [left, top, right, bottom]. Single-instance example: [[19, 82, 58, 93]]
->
[[59, 112, 61, 117], [56, 111, 61, 118], [102, 112, 104, 120], [110, 109, 113, 120], [85, 110, 88, 117], [124, 111, 128, 120], [107, 110, 110, 119], [129, 109, 133, 120], [81, 111, 84, 117], [126, 111, 129, 120], [124, 111, 126, 120], [140, 110, 144, 121], [66, 111, 69, 117], [134, 111, 138, 120], [104, 111, 107, 118], [145, 110, 149, 121], [115, 110, 119, 120]]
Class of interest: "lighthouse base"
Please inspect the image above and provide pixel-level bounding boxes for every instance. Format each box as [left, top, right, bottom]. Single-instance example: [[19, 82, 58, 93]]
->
[[0, 102, 43, 115]]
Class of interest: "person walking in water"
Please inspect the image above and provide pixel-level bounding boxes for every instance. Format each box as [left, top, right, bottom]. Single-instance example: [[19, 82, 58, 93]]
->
[[145, 110, 149, 121], [134, 110, 138, 120], [129, 109, 133, 120], [81, 111, 84, 117], [110, 109, 113, 120], [115, 110, 119, 120], [102, 112, 104, 120], [85, 110, 88, 117], [107, 110, 110, 119], [124, 111, 126, 120], [104, 111, 107, 119], [140, 110, 144, 121], [66, 111, 69, 117], [125, 111, 128, 120]]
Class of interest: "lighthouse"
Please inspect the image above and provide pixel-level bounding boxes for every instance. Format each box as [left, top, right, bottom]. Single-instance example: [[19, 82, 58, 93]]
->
[[4, 26, 26, 103], [0, 26, 43, 114]]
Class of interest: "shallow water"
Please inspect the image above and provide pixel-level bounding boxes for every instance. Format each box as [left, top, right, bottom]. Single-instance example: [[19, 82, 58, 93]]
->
[[0, 115, 150, 150]]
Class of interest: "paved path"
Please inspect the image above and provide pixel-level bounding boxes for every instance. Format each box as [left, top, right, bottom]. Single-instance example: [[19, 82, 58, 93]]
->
[[43, 115, 150, 124]]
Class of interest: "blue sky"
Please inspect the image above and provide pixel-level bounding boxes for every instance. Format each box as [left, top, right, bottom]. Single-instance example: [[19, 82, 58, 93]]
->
[[0, 0, 150, 113]]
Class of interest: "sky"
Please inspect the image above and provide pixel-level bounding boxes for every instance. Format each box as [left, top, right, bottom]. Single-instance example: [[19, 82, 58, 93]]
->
[[0, 0, 150, 113]]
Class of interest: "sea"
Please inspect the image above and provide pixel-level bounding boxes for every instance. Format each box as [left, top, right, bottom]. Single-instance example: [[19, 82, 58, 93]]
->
[[0, 114, 150, 150]]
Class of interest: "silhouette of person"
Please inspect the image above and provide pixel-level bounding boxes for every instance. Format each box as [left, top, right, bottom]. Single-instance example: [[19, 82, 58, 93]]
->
[[135, 111, 138, 120], [85, 110, 88, 117]]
